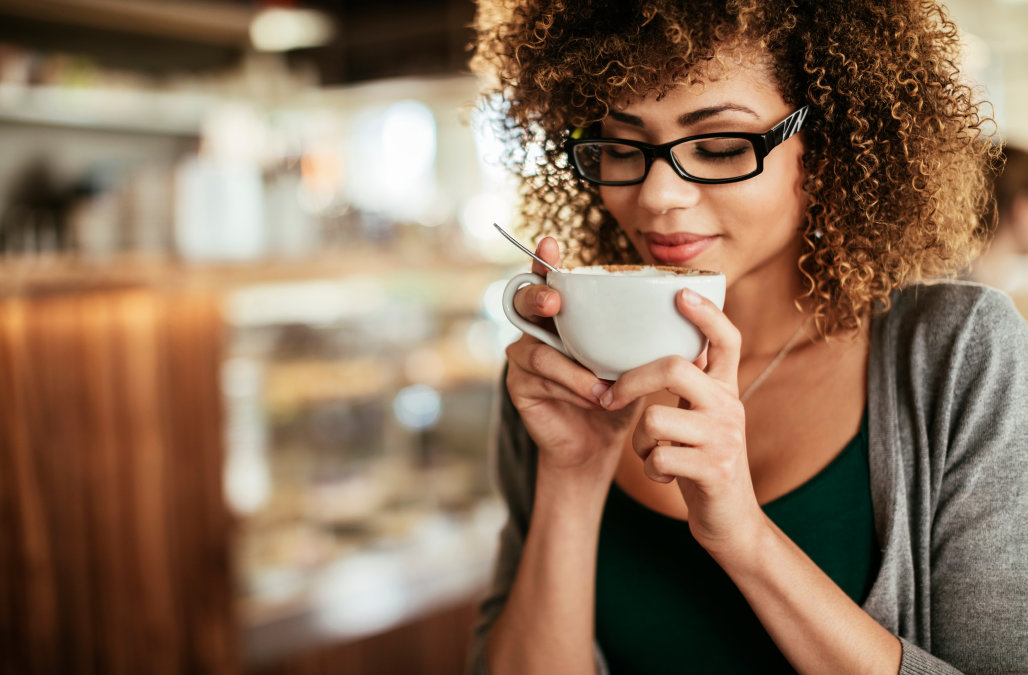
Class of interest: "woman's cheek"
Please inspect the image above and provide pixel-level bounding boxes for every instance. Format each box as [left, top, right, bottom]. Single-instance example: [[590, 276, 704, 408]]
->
[[600, 189, 646, 255]]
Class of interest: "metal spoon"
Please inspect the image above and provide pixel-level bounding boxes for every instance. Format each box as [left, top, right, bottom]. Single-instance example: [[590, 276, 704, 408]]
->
[[493, 222, 560, 273]]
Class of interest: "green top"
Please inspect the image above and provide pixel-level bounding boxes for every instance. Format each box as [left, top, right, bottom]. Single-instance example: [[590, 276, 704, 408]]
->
[[595, 408, 878, 674]]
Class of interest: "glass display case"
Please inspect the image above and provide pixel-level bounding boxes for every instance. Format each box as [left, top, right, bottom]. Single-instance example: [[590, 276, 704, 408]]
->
[[220, 255, 518, 665]]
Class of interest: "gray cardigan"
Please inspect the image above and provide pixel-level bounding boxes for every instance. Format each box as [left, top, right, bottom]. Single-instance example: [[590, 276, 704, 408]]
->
[[469, 282, 1028, 674]]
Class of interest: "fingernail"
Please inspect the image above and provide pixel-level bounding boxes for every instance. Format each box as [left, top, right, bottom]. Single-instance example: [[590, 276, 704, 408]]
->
[[537, 291, 552, 309], [600, 389, 614, 408], [681, 288, 702, 306], [591, 382, 609, 402]]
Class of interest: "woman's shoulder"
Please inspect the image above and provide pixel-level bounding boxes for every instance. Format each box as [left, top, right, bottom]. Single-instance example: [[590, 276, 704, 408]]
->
[[876, 280, 1028, 354], [871, 280, 1028, 416], [885, 279, 1018, 321]]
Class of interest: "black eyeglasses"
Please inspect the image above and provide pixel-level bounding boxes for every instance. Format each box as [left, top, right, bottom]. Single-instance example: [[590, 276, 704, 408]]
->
[[565, 106, 809, 186]]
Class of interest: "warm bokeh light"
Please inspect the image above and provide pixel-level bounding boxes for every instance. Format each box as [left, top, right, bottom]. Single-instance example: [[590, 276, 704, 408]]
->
[[250, 7, 336, 52]]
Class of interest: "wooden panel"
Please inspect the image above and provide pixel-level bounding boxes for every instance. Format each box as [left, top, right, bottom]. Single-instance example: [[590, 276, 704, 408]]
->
[[0, 285, 237, 675]]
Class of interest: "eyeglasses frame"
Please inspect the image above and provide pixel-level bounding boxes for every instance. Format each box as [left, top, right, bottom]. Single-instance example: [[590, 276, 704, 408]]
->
[[564, 105, 810, 186]]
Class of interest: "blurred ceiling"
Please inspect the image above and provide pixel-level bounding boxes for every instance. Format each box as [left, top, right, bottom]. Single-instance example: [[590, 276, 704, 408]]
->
[[0, 0, 477, 84], [0, 0, 1022, 91], [305, 0, 477, 84]]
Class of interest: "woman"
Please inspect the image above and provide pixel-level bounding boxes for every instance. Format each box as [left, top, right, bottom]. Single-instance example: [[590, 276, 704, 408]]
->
[[469, 1, 1028, 673]]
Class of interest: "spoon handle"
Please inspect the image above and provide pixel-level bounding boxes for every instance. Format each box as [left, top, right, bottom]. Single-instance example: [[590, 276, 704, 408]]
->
[[493, 223, 560, 273]]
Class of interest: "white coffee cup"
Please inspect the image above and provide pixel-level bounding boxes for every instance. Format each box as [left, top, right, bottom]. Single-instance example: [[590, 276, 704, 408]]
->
[[502, 264, 726, 381]]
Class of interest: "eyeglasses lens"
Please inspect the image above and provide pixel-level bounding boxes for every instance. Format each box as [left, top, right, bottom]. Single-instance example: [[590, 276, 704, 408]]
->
[[674, 138, 757, 180], [573, 138, 759, 184], [573, 143, 645, 184]]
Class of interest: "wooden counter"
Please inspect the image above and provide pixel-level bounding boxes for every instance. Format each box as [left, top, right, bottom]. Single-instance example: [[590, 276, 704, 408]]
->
[[0, 282, 235, 674]]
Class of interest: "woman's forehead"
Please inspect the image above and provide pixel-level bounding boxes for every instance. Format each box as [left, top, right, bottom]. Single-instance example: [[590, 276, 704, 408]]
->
[[609, 59, 784, 118]]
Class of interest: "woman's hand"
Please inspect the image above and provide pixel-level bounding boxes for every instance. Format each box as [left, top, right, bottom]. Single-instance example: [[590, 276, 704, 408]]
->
[[506, 237, 643, 479], [598, 287, 767, 560]]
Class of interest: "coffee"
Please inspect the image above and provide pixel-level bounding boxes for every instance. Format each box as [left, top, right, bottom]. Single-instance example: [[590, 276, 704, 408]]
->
[[571, 264, 718, 276]]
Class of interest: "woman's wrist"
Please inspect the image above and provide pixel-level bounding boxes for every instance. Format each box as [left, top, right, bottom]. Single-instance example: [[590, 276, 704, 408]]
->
[[535, 452, 618, 515], [700, 508, 777, 574], [536, 429, 624, 476]]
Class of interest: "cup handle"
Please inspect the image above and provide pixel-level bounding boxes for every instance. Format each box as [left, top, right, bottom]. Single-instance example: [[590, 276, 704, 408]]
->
[[501, 272, 570, 358]]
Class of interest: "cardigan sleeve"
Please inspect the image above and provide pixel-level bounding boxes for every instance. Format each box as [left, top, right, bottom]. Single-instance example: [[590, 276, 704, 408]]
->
[[899, 288, 1028, 674], [466, 371, 610, 675], [927, 289, 1028, 673], [466, 374, 536, 674]]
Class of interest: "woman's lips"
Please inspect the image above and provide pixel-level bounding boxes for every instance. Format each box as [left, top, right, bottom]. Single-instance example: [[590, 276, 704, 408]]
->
[[644, 232, 718, 264]]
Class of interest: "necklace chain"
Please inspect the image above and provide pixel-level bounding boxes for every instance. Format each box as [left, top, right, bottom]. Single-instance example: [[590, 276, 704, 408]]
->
[[739, 318, 809, 403]]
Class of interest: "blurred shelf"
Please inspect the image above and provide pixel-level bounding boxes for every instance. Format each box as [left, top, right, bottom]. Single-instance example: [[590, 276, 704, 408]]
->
[[0, 250, 514, 291], [0, 83, 211, 136]]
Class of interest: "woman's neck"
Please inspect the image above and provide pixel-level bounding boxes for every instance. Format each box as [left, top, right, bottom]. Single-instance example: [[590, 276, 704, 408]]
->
[[724, 254, 811, 361]]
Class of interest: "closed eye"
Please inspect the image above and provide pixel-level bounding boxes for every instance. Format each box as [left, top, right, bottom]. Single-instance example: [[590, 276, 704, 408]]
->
[[682, 139, 753, 163], [601, 144, 642, 160]]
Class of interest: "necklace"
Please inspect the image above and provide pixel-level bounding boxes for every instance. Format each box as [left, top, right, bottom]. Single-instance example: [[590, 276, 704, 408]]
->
[[739, 317, 810, 403]]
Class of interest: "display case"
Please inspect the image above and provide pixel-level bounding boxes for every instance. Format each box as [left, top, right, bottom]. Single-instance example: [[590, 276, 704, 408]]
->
[[220, 254, 515, 667]]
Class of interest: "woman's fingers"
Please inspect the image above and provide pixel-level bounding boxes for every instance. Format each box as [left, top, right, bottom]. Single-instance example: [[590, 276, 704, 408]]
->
[[533, 236, 562, 274], [631, 404, 744, 484], [642, 444, 709, 483], [692, 348, 708, 373], [629, 403, 703, 483], [513, 236, 564, 322], [601, 354, 735, 412], [631, 404, 706, 456], [506, 337, 609, 409], [631, 404, 741, 458], [513, 282, 561, 321], [507, 363, 601, 411], [675, 288, 741, 388], [506, 236, 610, 411]]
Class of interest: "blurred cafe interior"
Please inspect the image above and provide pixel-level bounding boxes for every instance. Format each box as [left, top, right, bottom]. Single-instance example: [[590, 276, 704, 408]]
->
[[1, 1, 1027, 674]]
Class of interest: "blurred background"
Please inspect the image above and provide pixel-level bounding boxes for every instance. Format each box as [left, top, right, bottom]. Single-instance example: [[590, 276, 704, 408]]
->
[[0, 1, 1026, 674]]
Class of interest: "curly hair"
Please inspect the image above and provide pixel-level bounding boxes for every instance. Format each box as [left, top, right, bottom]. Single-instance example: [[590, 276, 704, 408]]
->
[[471, 0, 1000, 335]]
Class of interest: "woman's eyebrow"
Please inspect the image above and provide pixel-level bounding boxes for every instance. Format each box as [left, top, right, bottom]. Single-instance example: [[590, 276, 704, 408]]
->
[[607, 104, 762, 128]]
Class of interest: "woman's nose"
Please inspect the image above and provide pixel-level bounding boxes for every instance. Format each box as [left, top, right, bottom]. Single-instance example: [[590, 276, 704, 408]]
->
[[636, 158, 702, 214]]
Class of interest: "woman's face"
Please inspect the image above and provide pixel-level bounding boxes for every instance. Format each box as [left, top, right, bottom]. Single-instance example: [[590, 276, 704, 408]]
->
[[598, 58, 808, 288]]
